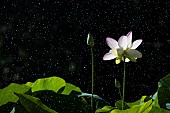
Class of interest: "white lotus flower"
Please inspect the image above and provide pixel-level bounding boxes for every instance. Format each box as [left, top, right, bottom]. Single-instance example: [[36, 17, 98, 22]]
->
[[103, 31, 142, 64]]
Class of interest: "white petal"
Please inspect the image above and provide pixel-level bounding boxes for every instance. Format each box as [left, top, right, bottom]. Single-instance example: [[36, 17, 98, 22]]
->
[[131, 39, 142, 49], [125, 58, 130, 62], [126, 31, 132, 48], [118, 36, 128, 50], [103, 50, 117, 60], [106, 37, 119, 49]]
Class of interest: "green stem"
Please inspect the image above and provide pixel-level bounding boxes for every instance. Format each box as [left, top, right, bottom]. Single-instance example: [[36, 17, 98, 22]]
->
[[122, 61, 126, 110], [91, 47, 94, 112]]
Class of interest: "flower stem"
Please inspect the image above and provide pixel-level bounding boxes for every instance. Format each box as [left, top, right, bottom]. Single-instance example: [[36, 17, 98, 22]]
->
[[122, 61, 126, 110], [91, 47, 94, 112]]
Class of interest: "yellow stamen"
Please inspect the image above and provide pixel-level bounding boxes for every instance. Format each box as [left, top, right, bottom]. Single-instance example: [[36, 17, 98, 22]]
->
[[116, 58, 121, 64], [112, 50, 118, 56]]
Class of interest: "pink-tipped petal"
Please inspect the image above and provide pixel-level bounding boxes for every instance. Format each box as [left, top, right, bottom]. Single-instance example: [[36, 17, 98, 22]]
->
[[103, 50, 117, 60], [127, 31, 132, 48], [131, 39, 142, 49], [118, 36, 128, 50], [106, 37, 119, 49]]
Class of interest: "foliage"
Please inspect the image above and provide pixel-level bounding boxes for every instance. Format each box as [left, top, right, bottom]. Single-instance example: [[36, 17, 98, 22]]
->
[[0, 74, 170, 113], [96, 74, 170, 113], [0, 76, 107, 113]]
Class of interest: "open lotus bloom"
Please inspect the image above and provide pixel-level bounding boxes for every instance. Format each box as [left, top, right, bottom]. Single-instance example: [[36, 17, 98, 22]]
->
[[103, 31, 142, 64]]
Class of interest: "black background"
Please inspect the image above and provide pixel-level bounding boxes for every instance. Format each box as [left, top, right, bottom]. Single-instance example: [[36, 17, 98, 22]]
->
[[0, 0, 170, 105]]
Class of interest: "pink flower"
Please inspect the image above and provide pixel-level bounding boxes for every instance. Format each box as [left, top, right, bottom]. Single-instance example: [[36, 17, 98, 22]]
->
[[103, 31, 142, 64]]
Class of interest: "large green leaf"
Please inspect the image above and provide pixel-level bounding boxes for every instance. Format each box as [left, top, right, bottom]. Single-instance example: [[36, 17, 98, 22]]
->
[[61, 83, 82, 95], [114, 96, 151, 110], [110, 99, 152, 113], [95, 106, 114, 112], [0, 76, 85, 113], [29, 77, 82, 95], [15, 93, 58, 113], [149, 106, 170, 113], [33, 90, 91, 113], [107, 103, 170, 113], [115, 100, 130, 110], [0, 83, 30, 106], [126, 99, 140, 108], [25, 82, 33, 87], [31, 76, 66, 93]]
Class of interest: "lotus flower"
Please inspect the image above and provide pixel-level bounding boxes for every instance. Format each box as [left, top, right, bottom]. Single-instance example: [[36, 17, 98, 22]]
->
[[103, 31, 142, 64]]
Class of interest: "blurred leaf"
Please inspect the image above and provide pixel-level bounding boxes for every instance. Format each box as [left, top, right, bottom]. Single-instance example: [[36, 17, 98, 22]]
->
[[166, 103, 170, 110], [15, 93, 58, 113]]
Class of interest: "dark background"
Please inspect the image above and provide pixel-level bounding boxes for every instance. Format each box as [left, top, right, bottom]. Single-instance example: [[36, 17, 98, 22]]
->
[[0, 0, 170, 105]]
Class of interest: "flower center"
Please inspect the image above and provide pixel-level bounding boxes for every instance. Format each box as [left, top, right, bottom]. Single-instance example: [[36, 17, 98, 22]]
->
[[112, 50, 118, 56], [125, 48, 130, 52]]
